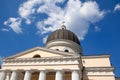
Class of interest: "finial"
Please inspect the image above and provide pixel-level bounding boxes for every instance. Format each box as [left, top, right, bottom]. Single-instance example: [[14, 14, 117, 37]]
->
[[61, 21, 66, 29], [62, 21, 65, 25]]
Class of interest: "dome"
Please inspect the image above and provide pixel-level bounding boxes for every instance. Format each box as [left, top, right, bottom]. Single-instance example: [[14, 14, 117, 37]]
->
[[46, 25, 80, 45]]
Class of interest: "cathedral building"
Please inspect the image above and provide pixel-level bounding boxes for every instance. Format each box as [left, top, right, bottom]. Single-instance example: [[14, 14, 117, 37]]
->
[[0, 25, 116, 80]]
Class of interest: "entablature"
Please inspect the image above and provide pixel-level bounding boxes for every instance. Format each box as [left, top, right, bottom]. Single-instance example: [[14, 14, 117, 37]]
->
[[3, 56, 80, 66]]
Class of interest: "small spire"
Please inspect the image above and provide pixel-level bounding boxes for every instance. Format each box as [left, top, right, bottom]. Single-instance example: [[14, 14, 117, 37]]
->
[[61, 21, 66, 29], [62, 21, 65, 24]]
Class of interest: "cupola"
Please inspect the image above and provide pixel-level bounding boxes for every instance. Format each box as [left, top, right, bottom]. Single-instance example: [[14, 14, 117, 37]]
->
[[45, 25, 82, 55]]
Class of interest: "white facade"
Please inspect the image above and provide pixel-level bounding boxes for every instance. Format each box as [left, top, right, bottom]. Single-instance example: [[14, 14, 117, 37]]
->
[[0, 46, 115, 80], [0, 26, 116, 80]]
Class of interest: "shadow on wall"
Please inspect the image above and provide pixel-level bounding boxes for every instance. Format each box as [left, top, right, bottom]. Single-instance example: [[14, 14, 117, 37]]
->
[[82, 66, 89, 80], [115, 77, 120, 80]]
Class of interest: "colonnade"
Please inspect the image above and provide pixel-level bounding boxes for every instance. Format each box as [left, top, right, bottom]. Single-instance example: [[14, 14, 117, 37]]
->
[[0, 69, 81, 80]]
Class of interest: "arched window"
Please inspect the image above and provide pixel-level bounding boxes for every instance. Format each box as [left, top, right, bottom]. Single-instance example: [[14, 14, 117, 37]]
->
[[33, 54, 41, 58], [64, 49, 69, 52], [56, 49, 59, 51]]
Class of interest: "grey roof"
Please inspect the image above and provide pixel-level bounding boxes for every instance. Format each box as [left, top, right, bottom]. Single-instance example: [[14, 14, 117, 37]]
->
[[46, 28, 80, 45]]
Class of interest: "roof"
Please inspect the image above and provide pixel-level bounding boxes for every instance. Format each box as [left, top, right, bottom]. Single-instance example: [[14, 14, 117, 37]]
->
[[46, 28, 80, 45], [4, 46, 74, 59]]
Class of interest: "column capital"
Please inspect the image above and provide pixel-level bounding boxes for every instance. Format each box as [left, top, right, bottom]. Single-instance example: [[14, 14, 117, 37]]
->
[[38, 69, 46, 71], [39, 70, 46, 80], [71, 69, 81, 80], [38, 69, 48, 73], [39, 69, 47, 74], [24, 69, 31, 71], [54, 68, 64, 71], [10, 69, 20, 73], [0, 70, 7, 80], [0, 69, 13, 71], [54, 68, 65, 73], [0, 69, 7, 72], [11, 69, 18, 71], [24, 69, 33, 73], [55, 69, 64, 80], [70, 68, 80, 71], [10, 70, 18, 80], [24, 70, 32, 80]]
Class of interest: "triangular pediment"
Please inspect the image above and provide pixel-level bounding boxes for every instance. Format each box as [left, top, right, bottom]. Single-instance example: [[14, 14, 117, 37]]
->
[[5, 47, 74, 59]]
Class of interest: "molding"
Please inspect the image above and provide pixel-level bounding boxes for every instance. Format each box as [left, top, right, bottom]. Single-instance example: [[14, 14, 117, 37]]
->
[[70, 68, 80, 71], [45, 39, 81, 48], [2, 64, 79, 66], [0, 69, 7, 71], [83, 67, 115, 76], [3, 56, 80, 66], [84, 67, 114, 71], [0, 69, 81, 72], [54, 68, 64, 71], [83, 75, 115, 76], [5, 47, 74, 59], [82, 54, 110, 59], [45, 39, 82, 54], [5, 56, 79, 61]]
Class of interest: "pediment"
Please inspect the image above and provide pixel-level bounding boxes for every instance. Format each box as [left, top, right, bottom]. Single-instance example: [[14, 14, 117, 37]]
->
[[5, 47, 74, 59]]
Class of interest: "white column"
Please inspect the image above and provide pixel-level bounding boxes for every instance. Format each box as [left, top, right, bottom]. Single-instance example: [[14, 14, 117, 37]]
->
[[55, 70, 64, 80], [72, 70, 80, 80], [39, 70, 46, 80], [24, 70, 32, 80], [10, 70, 18, 80], [0, 70, 7, 80]]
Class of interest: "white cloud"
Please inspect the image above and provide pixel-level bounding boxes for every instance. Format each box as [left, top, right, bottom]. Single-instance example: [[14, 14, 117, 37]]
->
[[36, 0, 105, 40], [94, 26, 101, 32], [4, 17, 22, 34], [0, 56, 4, 65], [1, 28, 9, 32], [114, 4, 120, 11], [43, 35, 48, 44], [4, 0, 106, 43], [36, 21, 57, 34], [18, 0, 37, 24]]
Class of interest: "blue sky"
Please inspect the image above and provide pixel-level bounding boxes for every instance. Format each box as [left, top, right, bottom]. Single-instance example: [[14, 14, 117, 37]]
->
[[0, 0, 120, 77]]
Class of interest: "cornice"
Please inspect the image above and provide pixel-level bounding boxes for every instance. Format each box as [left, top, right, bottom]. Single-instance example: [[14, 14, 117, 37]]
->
[[83, 67, 115, 76], [5, 46, 74, 59], [3, 56, 80, 66], [84, 67, 114, 71], [82, 54, 110, 59]]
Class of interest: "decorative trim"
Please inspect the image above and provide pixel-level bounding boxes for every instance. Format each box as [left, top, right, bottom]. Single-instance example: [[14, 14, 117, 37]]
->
[[3, 64, 78, 67], [0, 68, 81, 72], [82, 54, 110, 59], [3, 56, 80, 66], [5, 47, 74, 59], [45, 39, 81, 48], [84, 67, 114, 71], [70, 68, 80, 71], [45, 39, 82, 53], [83, 67, 115, 76]]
